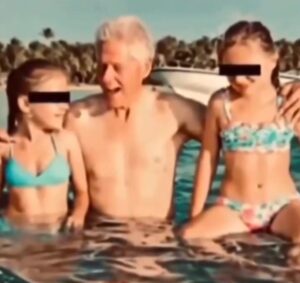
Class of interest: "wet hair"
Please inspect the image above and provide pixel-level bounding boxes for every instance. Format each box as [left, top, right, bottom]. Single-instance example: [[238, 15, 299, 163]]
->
[[218, 21, 279, 89], [6, 59, 68, 134]]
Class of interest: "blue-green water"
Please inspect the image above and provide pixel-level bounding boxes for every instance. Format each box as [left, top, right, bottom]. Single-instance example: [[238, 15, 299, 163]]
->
[[0, 91, 300, 282]]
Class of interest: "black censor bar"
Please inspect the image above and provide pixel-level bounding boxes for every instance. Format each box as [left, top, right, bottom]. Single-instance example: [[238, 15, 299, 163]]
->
[[28, 92, 70, 103], [219, 64, 261, 76]]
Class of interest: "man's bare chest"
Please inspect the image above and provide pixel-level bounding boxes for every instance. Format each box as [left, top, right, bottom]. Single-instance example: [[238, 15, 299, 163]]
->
[[80, 115, 178, 175]]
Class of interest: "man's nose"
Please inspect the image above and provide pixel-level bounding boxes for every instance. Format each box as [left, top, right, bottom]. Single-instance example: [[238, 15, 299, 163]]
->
[[101, 65, 115, 85]]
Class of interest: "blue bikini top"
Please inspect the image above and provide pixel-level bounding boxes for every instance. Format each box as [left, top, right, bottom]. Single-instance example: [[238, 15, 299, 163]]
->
[[5, 134, 71, 188], [220, 90, 295, 152]]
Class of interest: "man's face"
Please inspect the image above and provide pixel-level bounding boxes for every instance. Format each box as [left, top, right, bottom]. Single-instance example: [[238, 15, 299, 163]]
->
[[97, 40, 148, 109]]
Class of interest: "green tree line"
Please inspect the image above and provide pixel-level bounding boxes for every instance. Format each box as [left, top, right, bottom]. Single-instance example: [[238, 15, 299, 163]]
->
[[1, 28, 300, 85]]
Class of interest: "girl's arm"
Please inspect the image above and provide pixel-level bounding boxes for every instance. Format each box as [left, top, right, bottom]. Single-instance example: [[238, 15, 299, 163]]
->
[[0, 144, 10, 192], [0, 146, 10, 206], [189, 94, 221, 218], [294, 121, 300, 139], [65, 131, 89, 230], [0, 156, 6, 194]]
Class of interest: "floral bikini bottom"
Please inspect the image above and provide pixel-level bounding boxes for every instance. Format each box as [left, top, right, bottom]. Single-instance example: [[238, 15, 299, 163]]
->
[[216, 194, 300, 231]]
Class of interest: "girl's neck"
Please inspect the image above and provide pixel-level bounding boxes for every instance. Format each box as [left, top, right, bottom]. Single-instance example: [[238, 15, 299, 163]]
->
[[15, 120, 53, 142], [230, 83, 277, 104]]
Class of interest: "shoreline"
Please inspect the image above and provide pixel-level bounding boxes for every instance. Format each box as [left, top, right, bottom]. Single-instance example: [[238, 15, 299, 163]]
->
[[0, 83, 101, 93], [69, 84, 101, 92]]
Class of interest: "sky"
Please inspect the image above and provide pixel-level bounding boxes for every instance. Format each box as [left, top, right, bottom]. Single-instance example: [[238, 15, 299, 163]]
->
[[0, 0, 299, 44]]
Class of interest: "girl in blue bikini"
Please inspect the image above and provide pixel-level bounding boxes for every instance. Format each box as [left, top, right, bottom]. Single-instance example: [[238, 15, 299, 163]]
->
[[0, 59, 89, 233], [181, 21, 300, 243]]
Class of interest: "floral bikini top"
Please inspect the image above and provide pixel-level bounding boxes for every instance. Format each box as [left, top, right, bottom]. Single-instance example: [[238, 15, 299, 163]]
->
[[220, 90, 295, 152]]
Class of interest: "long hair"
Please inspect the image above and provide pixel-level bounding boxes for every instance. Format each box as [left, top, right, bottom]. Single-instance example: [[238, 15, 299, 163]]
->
[[5, 59, 68, 134], [218, 21, 279, 89]]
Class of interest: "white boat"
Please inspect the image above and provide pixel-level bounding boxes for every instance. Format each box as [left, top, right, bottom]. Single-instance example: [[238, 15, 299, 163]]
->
[[149, 67, 300, 105]]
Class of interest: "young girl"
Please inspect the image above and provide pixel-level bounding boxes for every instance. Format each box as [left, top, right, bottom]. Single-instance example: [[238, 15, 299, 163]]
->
[[181, 21, 300, 243], [0, 59, 89, 233]]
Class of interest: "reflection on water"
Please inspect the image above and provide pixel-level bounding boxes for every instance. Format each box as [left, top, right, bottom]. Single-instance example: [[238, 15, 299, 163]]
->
[[2, 215, 300, 282], [0, 93, 300, 282]]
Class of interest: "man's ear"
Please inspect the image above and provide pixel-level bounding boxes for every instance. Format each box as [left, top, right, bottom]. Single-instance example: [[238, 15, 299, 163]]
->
[[142, 59, 153, 79], [17, 95, 30, 114]]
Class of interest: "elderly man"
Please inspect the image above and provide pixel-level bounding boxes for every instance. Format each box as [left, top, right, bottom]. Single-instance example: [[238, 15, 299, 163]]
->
[[2, 16, 300, 220]]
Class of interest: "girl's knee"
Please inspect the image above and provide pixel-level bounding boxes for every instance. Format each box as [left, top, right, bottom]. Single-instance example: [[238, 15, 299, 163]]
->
[[178, 220, 216, 240], [178, 223, 197, 240], [278, 227, 300, 243]]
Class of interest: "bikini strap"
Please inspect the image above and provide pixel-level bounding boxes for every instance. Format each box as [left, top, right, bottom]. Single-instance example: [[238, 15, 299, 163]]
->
[[50, 134, 59, 154], [223, 89, 232, 121], [276, 95, 284, 110], [8, 142, 13, 158]]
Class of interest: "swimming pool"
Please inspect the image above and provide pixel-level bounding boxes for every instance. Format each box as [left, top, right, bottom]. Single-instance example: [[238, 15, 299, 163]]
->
[[0, 91, 300, 282]]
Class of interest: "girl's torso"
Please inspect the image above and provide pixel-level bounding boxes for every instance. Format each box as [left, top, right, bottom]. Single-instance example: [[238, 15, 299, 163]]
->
[[218, 88, 297, 203], [2, 133, 71, 225]]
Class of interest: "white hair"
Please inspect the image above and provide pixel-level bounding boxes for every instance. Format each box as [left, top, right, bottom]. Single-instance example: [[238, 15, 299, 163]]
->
[[95, 15, 155, 64]]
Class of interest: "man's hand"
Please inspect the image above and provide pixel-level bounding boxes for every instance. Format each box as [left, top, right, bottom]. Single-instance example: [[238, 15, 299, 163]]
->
[[0, 129, 15, 143], [279, 81, 300, 124]]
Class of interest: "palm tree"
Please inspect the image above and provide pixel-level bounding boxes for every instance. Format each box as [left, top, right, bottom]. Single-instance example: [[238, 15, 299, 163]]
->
[[156, 36, 178, 63], [10, 37, 22, 47], [41, 27, 55, 40], [0, 55, 11, 72], [40, 28, 55, 46], [2, 30, 300, 85], [0, 42, 4, 52]]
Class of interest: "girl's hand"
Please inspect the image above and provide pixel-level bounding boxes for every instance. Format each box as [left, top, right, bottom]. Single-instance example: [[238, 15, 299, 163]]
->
[[65, 214, 85, 232]]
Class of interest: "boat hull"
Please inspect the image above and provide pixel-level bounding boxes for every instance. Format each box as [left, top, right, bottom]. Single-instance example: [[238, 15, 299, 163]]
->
[[150, 67, 300, 105]]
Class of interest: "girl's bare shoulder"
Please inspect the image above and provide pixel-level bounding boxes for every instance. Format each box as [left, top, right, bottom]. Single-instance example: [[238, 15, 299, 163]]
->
[[207, 88, 228, 117], [54, 130, 79, 151]]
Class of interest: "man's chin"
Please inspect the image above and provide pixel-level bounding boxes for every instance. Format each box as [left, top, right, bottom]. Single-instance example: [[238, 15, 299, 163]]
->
[[107, 99, 128, 109], [105, 94, 126, 108]]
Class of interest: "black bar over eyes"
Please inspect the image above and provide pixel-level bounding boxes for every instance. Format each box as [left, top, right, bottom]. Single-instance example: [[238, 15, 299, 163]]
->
[[219, 64, 261, 76], [28, 92, 70, 103]]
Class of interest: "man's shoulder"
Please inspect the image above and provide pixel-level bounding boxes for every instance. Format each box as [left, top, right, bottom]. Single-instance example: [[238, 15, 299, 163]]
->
[[155, 86, 205, 114], [68, 93, 107, 121], [151, 86, 206, 132]]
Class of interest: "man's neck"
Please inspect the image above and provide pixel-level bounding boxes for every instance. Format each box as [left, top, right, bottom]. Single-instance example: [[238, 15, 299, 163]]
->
[[110, 86, 152, 122], [113, 107, 131, 122]]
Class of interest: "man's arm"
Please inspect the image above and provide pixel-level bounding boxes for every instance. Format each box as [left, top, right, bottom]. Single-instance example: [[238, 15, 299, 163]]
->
[[279, 81, 300, 124], [170, 94, 207, 142], [0, 130, 15, 143]]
